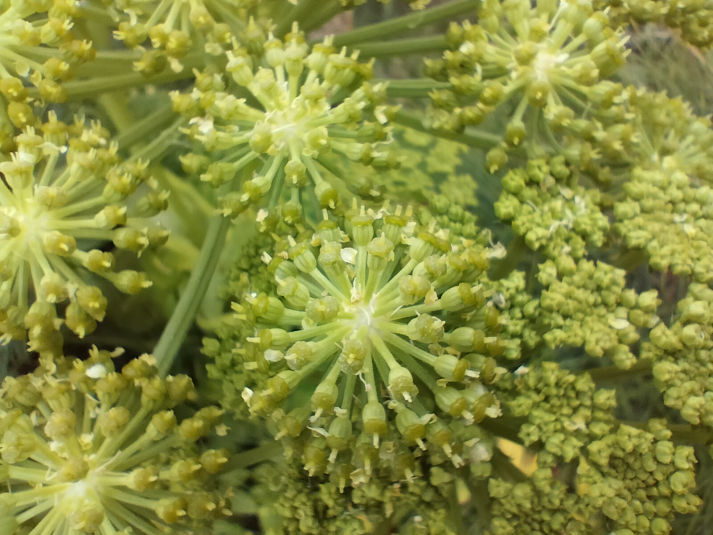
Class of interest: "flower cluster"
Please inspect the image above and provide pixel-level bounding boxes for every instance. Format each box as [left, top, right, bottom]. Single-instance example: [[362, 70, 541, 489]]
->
[[0, 0, 95, 101], [490, 420, 700, 535], [624, 88, 713, 176], [253, 458, 458, 535], [0, 347, 230, 533], [221, 205, 509, 483], [597, 0, 713, 47], [0, 116, 166, 354], [111, 0, 273, 74], [173, 24, 395, 218], [492, 365, 701, 535], [535, 258, 660, 369], [613, 166, 713, 283], [424, 0, 628, 162], [0, 0, 712, 533], [644, 283, 713, 431], [495, 156, 609, 259], [503, 362, 617, 462]]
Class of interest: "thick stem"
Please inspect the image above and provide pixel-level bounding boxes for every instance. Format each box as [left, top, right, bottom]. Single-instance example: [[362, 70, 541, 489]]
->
[[489, 235, 530, 280], [467, 479, 491, 534], [154, 214, 230, 376], [332, 0, 479, 46], [97, 93, 134, 132], [224, 441, 284, 472], [586, 360, 653, 382], [0, 345, 9, 383], [620, 421, 713, 444], [128, 117, 184, 162], [353, 36, 447, 58], [382, 77, 451, 97], [448, 481, 468, 535], [301, 3, 347, 34], [115, 102, 176, 151], [394, 108, 502, 150], [274, 0, 328, 36], [27, 67, 196, 101]]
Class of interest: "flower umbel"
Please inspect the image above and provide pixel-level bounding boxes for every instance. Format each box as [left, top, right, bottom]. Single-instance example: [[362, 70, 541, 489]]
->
[[0, 115, 167, 354], [425, 0, 628, 163], [0, 347, 230, 533], [173, 24, 395, 218], [226, 205, 508, 483]]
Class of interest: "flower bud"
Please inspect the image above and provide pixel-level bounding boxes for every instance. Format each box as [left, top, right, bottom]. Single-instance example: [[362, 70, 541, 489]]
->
[[388, 366, 418, 402]]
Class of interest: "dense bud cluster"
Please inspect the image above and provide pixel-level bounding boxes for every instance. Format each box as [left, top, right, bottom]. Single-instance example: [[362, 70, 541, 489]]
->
[[492, 366, 701, 535], [535, 258, 660, 369], [489, 467, 588, 535], [219, 205, 510, 483], [644, 283, 713, 430], [0, 116, 167, 353], [504, 362, 616, 462], [578, 420, 701, 533], [596, 0, 713, 47], [173, 24, 396, 218], [254, 459, 458, 535], [488, 270, 539, 360], [0, 347, 230, 533], [614, 166, 713, 283], [495, 156, 609, 258]]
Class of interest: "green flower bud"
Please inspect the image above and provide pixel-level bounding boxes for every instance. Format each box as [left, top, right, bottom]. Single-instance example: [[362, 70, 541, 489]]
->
[[434, 354, 468, 381], [394, 406, 426, 445], [311, 381, 339, 414], [362, 400, 388, 439], [285, 341, 314, 370], [388, 366, 419, 402], [446, 327, 485, 352], [407, 314, 445, 343]]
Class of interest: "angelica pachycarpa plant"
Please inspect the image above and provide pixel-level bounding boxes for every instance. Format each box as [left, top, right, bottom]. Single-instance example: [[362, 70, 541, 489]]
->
[[2, 0, 713, 534]]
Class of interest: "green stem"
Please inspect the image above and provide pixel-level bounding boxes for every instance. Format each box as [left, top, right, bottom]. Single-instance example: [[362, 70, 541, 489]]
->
[[332, 0, 479, 46], [22, 48, 139, 63], [467, 479, 491, 534], [448, 481, 467, 535], [488, 235, 529, 280], [300, 2, 345, 34], [586, 360, 653, 382], [479, 418, 522, 443], [128, 116, 184, 162], [80, 15, 136, 133], [224, 441, 284, 472], [27, 67, 196, 101], [78, 2, 117, 25], [381, 77, 450, 97], [274, 0, 327, 36], [115, 101, 176, 151], [154, 214, 230, 376], [353, 36, 447, 58], [98, 93, 134, 132], [394, 108, 501, 150], [620, 421, 713, 444]]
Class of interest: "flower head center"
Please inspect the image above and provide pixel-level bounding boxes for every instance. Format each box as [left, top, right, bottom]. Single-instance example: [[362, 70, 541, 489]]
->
[[345, 298, 377, 332], [531, 49, 568, 82]]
